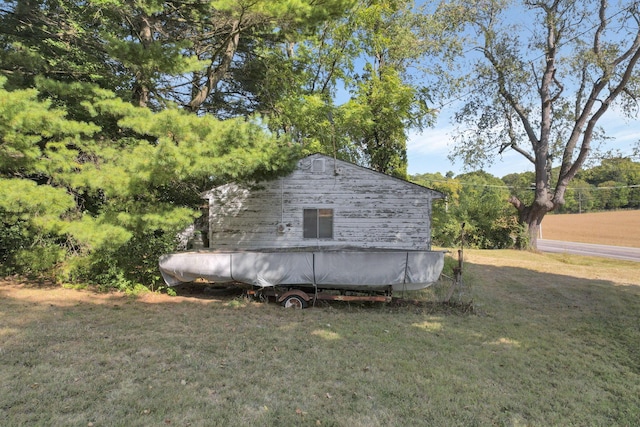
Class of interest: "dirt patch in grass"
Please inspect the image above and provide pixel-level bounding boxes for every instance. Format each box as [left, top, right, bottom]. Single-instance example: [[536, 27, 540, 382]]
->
[[542, 210, 640, 247], [0, 280, 228, 306]]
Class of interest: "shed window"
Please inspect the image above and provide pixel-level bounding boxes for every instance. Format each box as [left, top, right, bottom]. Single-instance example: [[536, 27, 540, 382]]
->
[[303, 209, 333, 239]]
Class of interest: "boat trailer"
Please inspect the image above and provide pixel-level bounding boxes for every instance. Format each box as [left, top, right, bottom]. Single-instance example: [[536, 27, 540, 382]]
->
[[246, 286, 394, 309]]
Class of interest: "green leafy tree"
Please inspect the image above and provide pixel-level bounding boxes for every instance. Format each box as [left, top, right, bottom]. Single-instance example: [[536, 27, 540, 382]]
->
[[339, 0, 437, 178], [412, 171, 521, 248], [455, 171, 522, 249], [594, 181, 630, 210], [185, 0, 354, 114], [501, 171, 535, 210], [0, 79, 100, 275], [1, 0, 454, 177], [0, 79, 297, 285], [411, 172, 462, 246], [257, 0, 457, 177], [0, 0, 353, 112], [0, 0, 115, 91], [557, 178, 595, 213], [444, 0, 640, 249], [584, 157, 640, 183], [583, 157, 640, 209]]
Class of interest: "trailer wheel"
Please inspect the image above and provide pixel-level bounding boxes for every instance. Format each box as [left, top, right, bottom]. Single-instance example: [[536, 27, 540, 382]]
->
[[281, 295, 308, 309]]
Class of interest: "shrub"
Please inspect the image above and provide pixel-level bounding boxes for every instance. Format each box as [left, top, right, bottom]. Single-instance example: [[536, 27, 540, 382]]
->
[[12, 244, 65, 277]]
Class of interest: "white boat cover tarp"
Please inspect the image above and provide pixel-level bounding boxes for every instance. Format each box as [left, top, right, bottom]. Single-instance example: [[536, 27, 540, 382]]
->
[[158, 252, 232, 285], [230, 252, 315, 288], [406, 251, 445, 285], [159, 249, 445, 291], [312, 252, 407, 287]]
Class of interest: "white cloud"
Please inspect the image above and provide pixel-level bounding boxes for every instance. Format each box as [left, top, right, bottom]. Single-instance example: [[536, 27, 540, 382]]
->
[[600, 109, 640, 148], [407, 127, 453, 155]]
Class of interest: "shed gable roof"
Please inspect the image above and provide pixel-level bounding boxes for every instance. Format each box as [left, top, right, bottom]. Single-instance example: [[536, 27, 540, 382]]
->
[[203, 153, 446, 199], [302, 153, 446, 199]]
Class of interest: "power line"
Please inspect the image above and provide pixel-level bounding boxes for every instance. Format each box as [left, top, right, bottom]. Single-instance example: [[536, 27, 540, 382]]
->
[[416, 179, 640, 191]]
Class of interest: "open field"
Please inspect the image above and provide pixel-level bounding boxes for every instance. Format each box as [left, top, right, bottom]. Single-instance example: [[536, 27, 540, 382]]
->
[[542, 210, 640, 247], [1, 250, 640, 426]]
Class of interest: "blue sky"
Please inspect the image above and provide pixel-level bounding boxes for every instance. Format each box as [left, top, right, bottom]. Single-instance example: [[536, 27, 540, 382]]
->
[[406, 104, 640, 178], [403, 0, 640, 178], [329, 1, 640, 178]]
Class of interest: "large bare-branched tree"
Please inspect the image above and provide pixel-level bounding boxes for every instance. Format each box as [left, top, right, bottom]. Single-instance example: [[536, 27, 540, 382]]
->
[[447, 0, 640, 248]]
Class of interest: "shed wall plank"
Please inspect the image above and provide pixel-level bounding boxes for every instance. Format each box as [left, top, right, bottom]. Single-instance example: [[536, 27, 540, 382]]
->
[[206, 154, 441, 250]]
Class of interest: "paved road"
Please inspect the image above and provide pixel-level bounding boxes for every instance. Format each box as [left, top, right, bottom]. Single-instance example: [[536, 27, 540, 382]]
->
[[537, 239, 640, 262]]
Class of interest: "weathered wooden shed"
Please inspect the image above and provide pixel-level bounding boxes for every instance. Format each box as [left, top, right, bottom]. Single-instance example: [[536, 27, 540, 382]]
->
[[203, 153, 445, 251], [159, 154, 447, 295]]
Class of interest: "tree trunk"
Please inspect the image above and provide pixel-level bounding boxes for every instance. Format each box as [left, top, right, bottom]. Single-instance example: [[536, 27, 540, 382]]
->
[[510, 195, 552, 250], [520, 207, 545, 250], [132, 15, 153, 108], [186, 20, 240, 112]]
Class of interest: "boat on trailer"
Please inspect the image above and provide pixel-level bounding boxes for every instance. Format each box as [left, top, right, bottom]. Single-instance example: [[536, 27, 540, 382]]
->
[[158, 247, 445, 308]]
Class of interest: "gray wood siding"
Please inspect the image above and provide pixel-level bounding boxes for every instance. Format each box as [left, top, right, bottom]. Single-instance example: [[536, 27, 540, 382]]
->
[[205, 154, 443, 250]]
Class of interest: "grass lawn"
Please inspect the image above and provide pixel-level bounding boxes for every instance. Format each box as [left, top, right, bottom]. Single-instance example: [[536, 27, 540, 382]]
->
[[1, 250, 639, 426]]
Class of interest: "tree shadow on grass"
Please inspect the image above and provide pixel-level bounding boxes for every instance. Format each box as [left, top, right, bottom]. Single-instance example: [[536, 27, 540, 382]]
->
[[464, 261, 640, 316], [170, 281, 247, 299]]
